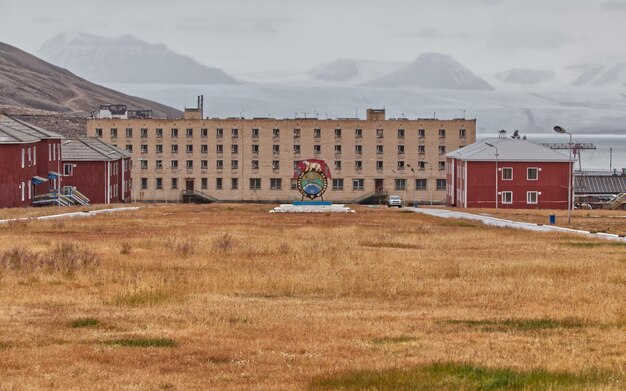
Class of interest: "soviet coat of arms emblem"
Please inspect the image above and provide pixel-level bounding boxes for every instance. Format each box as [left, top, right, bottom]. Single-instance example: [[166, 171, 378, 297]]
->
[[294, 159, 332, 200]]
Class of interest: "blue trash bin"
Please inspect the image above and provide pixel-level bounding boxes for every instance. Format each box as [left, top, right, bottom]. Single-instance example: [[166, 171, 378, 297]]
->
[[549, 214, 556, 225]]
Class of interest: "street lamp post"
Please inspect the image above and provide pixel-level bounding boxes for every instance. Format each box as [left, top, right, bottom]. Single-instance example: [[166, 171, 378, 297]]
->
[[485, 142, 499, 209], [554, 126, 573, 225]]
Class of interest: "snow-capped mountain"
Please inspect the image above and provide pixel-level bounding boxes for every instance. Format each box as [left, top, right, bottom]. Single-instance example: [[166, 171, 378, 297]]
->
[[364, 53, 493, 90], [571, 62, 626, 88], [309, 59, 405, 84], [495, 69, 555, 85], [36, 32, 239, 85]]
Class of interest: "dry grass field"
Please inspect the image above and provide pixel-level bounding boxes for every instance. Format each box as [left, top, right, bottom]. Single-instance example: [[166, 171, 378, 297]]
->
[[0, 204, 625, 390]]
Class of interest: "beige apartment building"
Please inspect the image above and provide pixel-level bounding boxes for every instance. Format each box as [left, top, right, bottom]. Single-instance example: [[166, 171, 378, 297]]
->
[[87, 105, 476, 204]]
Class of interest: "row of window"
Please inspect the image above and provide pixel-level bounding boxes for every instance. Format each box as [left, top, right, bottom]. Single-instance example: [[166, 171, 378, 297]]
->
[[139, 159, 447, 171], [139, 177, 446, 191], [501, 191, 540, 204], [98, 127, 467, 140], [501, 167, 539, 181]]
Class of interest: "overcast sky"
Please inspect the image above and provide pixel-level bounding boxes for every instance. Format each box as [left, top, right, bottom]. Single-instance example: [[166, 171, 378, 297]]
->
[[2, 0, 626, 75]]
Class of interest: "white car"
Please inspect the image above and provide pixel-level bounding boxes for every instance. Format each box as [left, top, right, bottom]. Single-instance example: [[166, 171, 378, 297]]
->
[[387, 195, 402, 207]]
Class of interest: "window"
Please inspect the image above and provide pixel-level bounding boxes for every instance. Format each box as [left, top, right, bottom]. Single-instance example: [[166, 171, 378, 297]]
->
[[439, 128, 446, 138], [418, 128, 425, 138], [459, 128, 466, 138], [252, 144, 259, 155], [126, 145, 133, 153], [95, 128, 103, 138], [314, 145, 321, 154], [502, 191, 513, 204], [201, 128, 208, 138], [398, 145, 405, 155], [418, 145, 426, 155], [376, 161, 383, 170], [251, 128, 259, 138], [171, 144, 179, 154], [355, 160, 362, 170], [333, 178, 344, 190], [291, 178, 297, 190], [355, 129, 362, 138], [416, 179, 427, 190], [294, 128, 301, 138], [231, 160, 239, 170], [314, 128, 321, 139], [156, 128, 163, 138], [439, 146, 446, 155], [270, 178, 282, 190], [293, 145, 301, 154], [418, 161, 426, 170], [171, 128, 178, 138], [527, 191, 538, 204], [334, 145, 342, 154], [355, 145, 362, 155], [140, 144, 148, 154], [110, 128, 118, 138], [353, 178, 364, 190], [231, 128, 239, 138], [395, 179, 406, 190], [273, 145, 280, 154], [231, 144, 238, 154], [272, 160, 280, 170], [63, 163, 73, 176], [216, 144, 223, 154], [250, 178, 261, 190], [156, 178, 163, 190], [156, 144, 163, 154], [171, 160, 178, 169], [201, 160, 208, 170], [201, 144, 208, 154], [155, 160, 163, 169], [141, 128, 148, 138], [140, 160, 148, 170], [335, 128, 342, 138], [141, 178, 148, 190], [216, 160, 223, 170], [334, 160, 342, 170], [216, 178, 223, 190], [186, 145, 193, 154], [376, 129, 384, 139], [397, 161, 405, 170], [502, 167, 513, 180], [186, 160, 193, 169], [252, 160, 259, 170], [397, 129, 405, 139], [231, 178, 239, 190], [273, 128, 280, 138], [186, 128, 193, 138], [437, 179, 446, 190], [527, 167, 539, 180], [438, 161, 445, 170], [216, 128, 224, 138], [172, 178, 178, 189], [201, 178, 207, 189], [125, 128, 133, 138]]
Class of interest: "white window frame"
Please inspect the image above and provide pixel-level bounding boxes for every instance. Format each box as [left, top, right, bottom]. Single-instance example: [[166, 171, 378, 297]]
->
[[527, 191, 538, 204], [64, 163, 73, 176], [21, 148, 25, 168], [502, 167, 513, 181], [28, 180, 31, 200], [33, 146, 36, 165], [21, 182, 25, 201], [527, 167, 539, 181], [502, 191, 513, 204]]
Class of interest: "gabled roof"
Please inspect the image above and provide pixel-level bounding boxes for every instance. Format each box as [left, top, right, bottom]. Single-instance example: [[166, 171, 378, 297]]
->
[[0, 114, 64, 140], [0, 124, 40, 144], [575, 175, 626, 194], [62, 137, 131, 161], [446, 138, 572, 162]]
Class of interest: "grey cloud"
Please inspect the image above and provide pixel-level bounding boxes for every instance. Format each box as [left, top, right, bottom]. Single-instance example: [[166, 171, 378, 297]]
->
[[176, 16, 293, 37], [400, 27, 472, 40], [488, 23, 573, 51], [603, 1, 626, 10]]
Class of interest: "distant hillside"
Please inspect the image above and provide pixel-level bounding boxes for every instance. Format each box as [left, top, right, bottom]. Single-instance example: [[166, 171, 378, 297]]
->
[[572, 62, 626, 88], [495, 69, 555, 85], [0, 41, 181, 119], [364, 53, 493, 90], [309, 59, 405, 84], [37, 32, 239, 85]]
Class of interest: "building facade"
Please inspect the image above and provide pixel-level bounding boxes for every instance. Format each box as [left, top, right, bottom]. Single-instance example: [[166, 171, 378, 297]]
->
[[446, 138, 572, 209], [0, 114, 63, 208], [61, 138, 132, 204], [87, 106, 476, 203]]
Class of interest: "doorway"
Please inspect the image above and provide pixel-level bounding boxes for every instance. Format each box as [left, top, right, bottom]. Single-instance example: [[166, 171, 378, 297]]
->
[[375, 179, 384, 192], [185, 179, 194, 192]]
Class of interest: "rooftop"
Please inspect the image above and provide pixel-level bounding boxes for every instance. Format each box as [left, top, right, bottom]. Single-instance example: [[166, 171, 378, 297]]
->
[[446, 138, 572, 162], [0, 114, 64, 144], [62, 137, 131, 161]]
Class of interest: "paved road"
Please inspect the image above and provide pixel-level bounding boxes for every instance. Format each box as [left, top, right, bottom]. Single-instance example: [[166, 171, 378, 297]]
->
[[409, 207, 626, 242]]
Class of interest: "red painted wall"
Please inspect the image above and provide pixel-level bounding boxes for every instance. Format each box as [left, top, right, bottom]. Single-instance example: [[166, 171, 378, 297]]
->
[[0, 143, 39, 208], [62, 157, 132, 204]]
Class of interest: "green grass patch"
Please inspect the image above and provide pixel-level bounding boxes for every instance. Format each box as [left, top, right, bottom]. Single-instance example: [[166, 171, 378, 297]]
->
[[564, 241, 626, 248], [372, 335, 417, 345], [112, 289, 171, 307], [446, 318, 585, 331], [106, 337, 176, 348], [310, 362, 617, 390], [70, 317, 100, 328]]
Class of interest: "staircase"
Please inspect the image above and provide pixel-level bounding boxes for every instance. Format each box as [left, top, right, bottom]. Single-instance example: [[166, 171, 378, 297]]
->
[[62, 187, 90, 206], [351, 191, 388, 205], [605, 193, 626, 210], [33, 187, 90, 207], [182, 190, 219, 204]]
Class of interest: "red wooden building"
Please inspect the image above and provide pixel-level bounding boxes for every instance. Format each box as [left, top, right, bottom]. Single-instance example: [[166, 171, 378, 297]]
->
[[446, 138, 572, 209], [0, 114, 64, 208], [61, 138, 132, 204]]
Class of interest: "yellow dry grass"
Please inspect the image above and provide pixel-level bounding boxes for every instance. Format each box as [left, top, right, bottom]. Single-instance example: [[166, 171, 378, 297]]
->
[[0, 204, 624, 390]]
